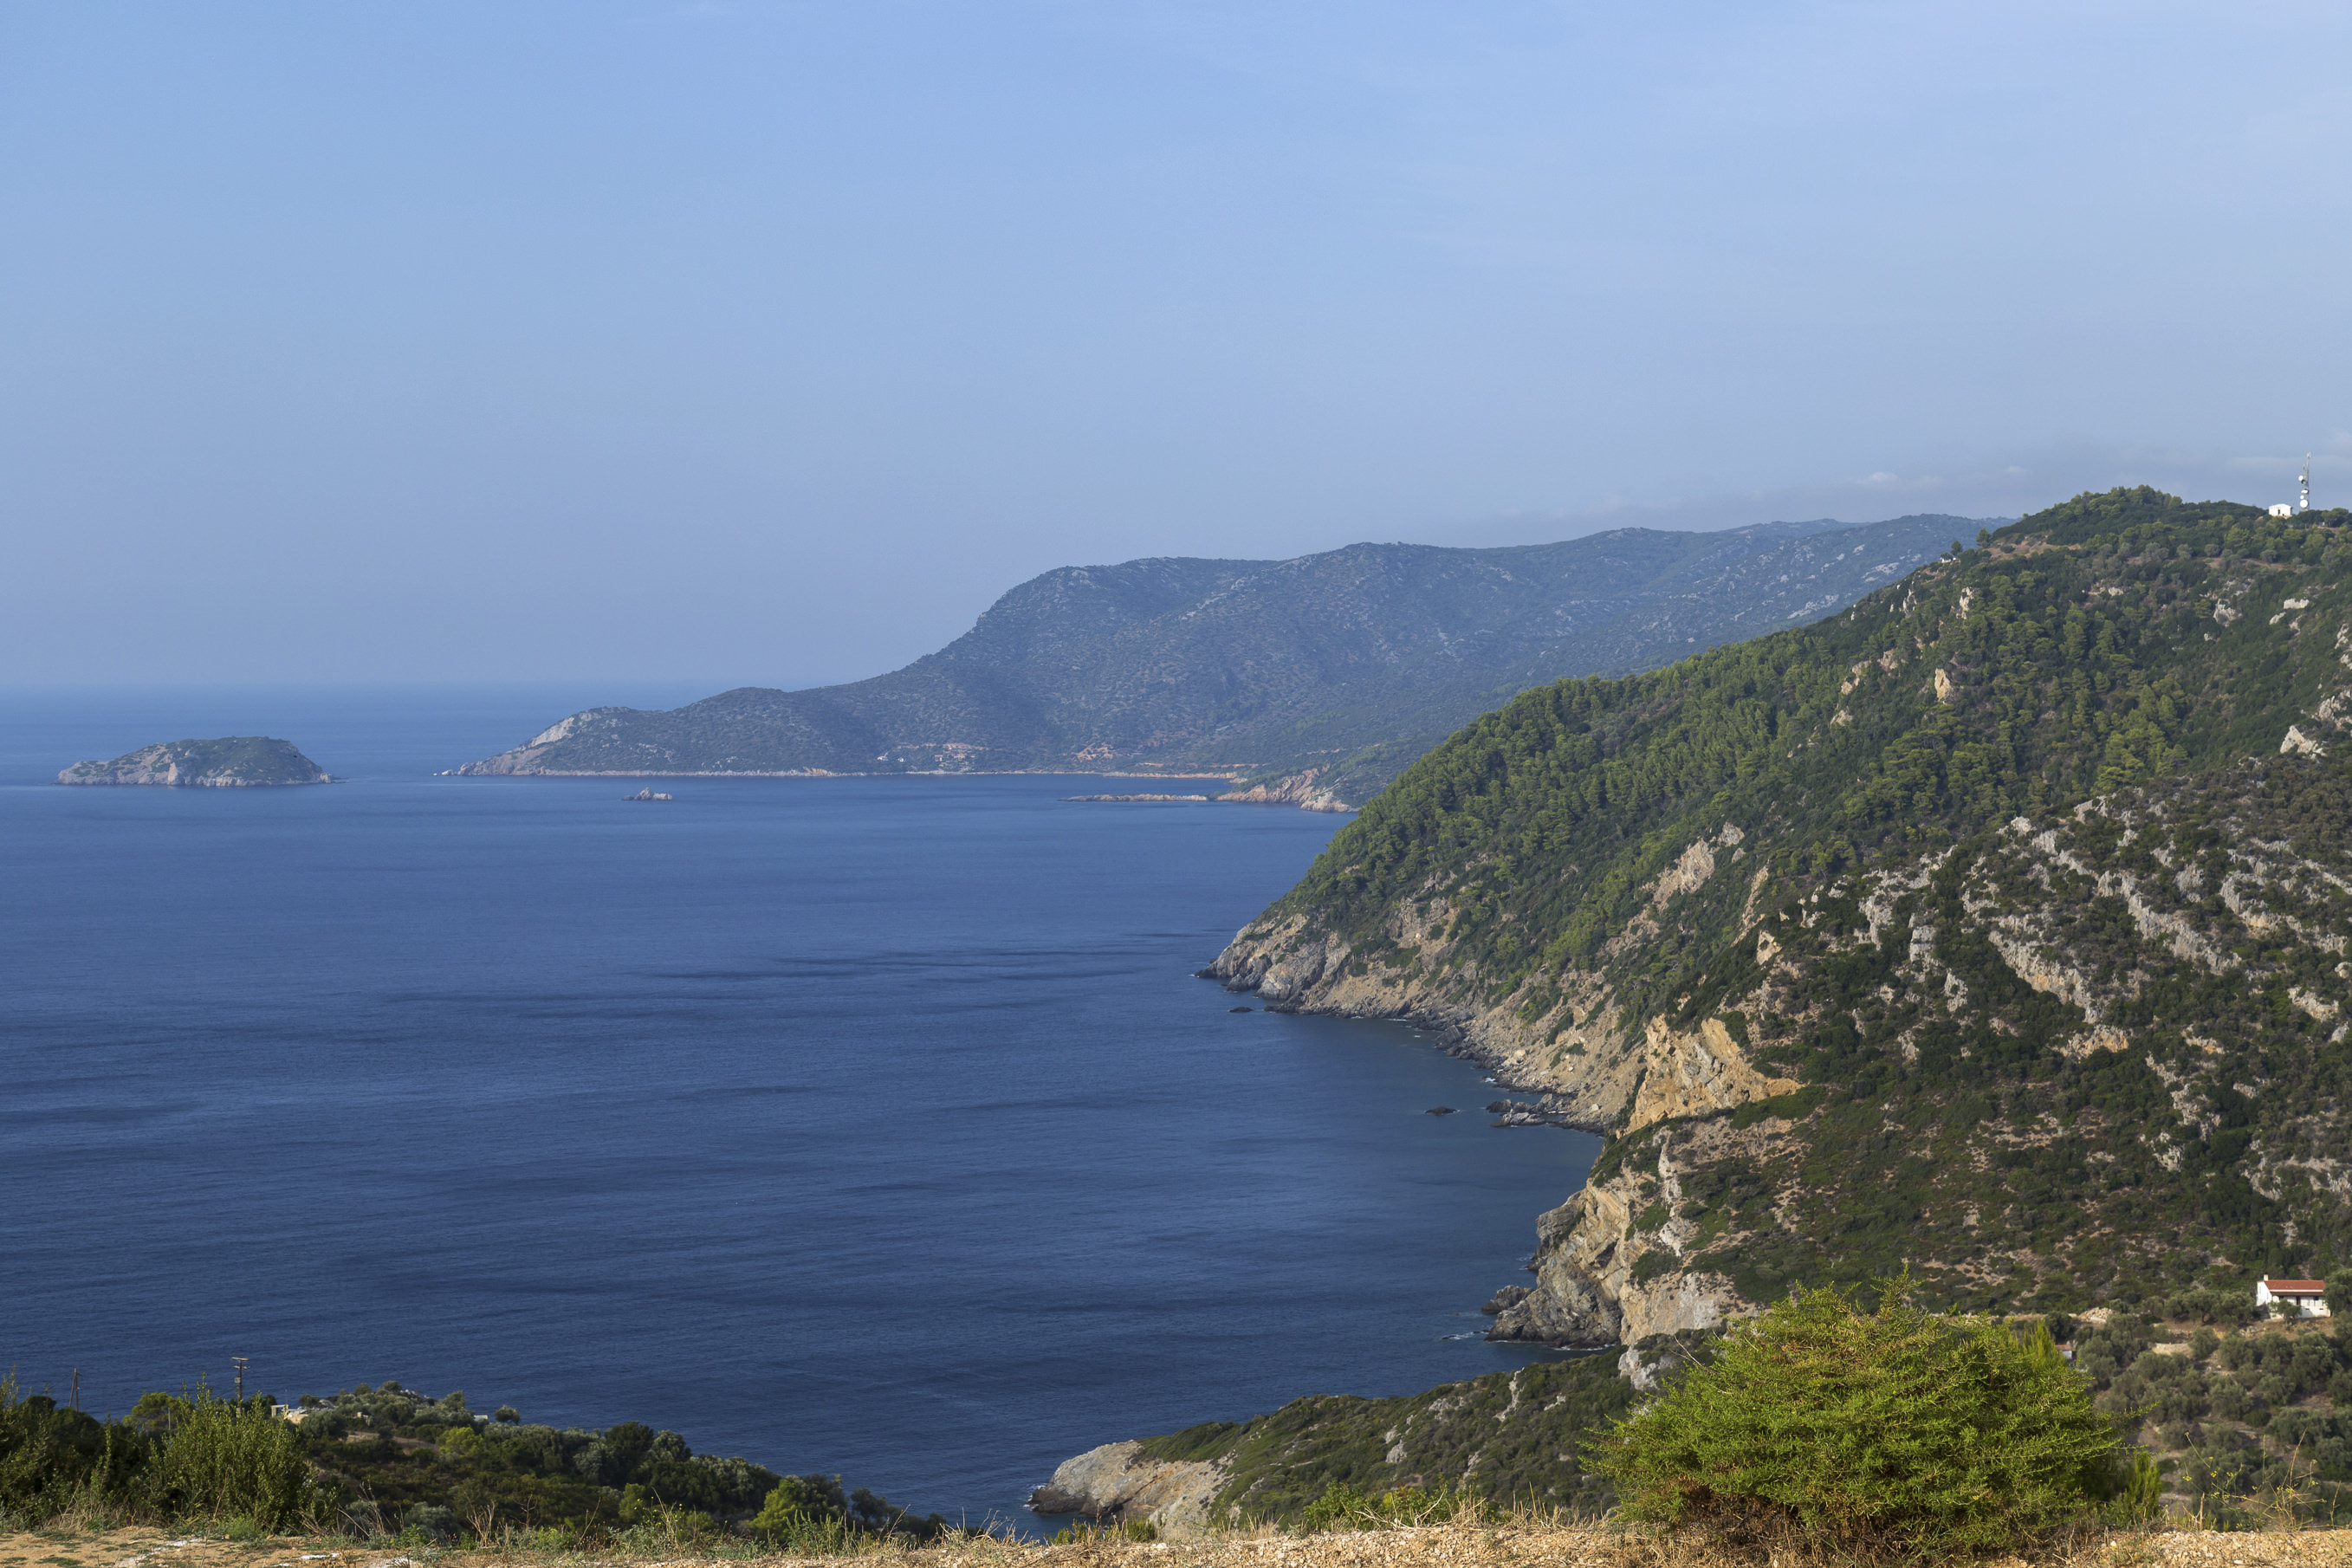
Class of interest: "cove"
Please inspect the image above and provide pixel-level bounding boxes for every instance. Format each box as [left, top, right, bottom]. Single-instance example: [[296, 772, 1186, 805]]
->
[[0, 688, 1602, 1527]]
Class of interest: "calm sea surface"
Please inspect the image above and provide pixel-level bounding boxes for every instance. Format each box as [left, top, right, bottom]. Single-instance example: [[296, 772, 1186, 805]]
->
[[0, 689, 1598, 1528]]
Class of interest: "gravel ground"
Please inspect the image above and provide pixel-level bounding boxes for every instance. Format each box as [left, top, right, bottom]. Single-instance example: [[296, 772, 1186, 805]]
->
[[15, 1524, 2352, 1568]]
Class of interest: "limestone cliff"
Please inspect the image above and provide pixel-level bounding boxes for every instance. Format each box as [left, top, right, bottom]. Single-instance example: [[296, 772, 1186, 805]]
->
[[1027, 1442, 1227, 1531], [1207, 820, 1803, 1346]]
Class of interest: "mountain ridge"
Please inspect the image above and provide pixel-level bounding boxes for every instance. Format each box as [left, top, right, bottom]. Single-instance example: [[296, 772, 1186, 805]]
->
[[1207, 487, 2352, 1344], [455, 515, 1994, 800]]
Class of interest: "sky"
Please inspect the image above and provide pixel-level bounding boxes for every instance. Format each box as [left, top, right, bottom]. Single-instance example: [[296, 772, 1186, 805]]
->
[[4, 2, 2350, 689]]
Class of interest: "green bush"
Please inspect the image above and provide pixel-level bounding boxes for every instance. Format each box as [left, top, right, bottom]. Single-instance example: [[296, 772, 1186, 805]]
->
[[1589, 1279, 2115, 1553], [151, 1387, 310, 1531], [0, 1377, 154, 1521]]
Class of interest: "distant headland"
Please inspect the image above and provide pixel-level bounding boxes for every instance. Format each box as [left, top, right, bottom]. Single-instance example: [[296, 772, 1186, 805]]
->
[[57, 736, 334, 787], [450, 515, 1989, 807]]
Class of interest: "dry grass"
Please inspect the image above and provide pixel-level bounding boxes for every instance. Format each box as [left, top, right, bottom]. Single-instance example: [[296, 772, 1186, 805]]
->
[[16, 1520, 2352, 1568]]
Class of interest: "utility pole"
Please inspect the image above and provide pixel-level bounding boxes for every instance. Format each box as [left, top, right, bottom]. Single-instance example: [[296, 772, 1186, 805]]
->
[[232, 1357, 249, 1404], [70, 1370, 79, 1412]]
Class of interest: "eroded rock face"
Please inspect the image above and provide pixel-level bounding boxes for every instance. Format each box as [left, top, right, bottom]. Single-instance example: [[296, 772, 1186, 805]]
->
[[1217, 768, 1354, 813], [1487, 1249, 1621, 1346], [1627, 1017, 1798, 1131], [1027, 1441, 1226, 1532], [1489, 1117, 1773, 1348]]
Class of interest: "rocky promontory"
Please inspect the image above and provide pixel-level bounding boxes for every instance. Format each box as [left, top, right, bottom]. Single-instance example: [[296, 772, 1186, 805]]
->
[[1062, 794, 1211, 802], [1215, 768, 1354, 813], [1028, 1442, 1227, 1530], [57, 736, 333, 787]]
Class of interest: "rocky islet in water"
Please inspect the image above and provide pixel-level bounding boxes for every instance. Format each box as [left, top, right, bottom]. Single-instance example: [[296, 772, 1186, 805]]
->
[[56, 735, 333, 787]]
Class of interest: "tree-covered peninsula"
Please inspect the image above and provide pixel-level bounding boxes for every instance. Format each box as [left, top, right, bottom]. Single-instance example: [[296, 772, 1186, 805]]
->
[[1212, 488, 2352, 1343], [456, 515, 1984, 805]]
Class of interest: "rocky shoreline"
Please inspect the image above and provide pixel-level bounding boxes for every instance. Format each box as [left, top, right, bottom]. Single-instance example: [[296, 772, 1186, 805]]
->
[[1027, 1442, 1226, 1529], [1193, 894, 1779, 1353], [1189, 957, 1655, 1348], [1063, 794, 1211, 802]]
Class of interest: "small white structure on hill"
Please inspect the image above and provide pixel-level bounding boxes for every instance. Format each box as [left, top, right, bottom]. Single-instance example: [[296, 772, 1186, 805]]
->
[[2271, 503, 2297, 519], [2256, 1277, 2330, 1317]]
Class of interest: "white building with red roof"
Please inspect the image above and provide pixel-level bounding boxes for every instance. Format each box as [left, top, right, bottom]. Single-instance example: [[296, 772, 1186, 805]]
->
[[2255, 1278, 2330, 1318]]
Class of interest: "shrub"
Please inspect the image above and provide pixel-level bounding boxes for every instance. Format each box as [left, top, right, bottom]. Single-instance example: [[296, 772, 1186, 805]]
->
[[1050, 1518, 1158, 1544], [1299, 1481, 1474, 1532], [2165, 1288, 2255, 1326], [1589, 1278, 2115, 1554], [751, 1478, 859, 1553], [403, 1503, 457, 1542], [150, 1386, 310, 1531], [0, 1377, 154, 1522]]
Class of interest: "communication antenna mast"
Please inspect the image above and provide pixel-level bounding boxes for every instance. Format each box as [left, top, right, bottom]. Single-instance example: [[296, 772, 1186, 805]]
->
[[2301, 454, 2312, 512]]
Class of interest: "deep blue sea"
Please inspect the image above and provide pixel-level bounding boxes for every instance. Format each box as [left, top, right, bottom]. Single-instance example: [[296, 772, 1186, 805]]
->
[[0, 688, 1598, 1530]]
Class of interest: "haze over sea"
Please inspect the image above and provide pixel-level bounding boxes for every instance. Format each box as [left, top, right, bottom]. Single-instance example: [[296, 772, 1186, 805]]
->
[[1, 688, 1597, 1527]]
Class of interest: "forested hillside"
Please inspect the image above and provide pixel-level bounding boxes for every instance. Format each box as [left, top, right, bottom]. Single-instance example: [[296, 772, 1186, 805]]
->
[[455, 515, 1979, 801], [1210, 489, 2352, 1340]]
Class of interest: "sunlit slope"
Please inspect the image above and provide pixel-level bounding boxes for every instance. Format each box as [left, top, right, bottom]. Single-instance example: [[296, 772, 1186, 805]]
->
[[1212, 488, 2352, 1333]]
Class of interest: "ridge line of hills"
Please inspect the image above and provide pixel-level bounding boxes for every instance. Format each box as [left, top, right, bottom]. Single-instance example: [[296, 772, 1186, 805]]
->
[[455, 514, 1997, 804], [1208, 486, 2352, 1345]]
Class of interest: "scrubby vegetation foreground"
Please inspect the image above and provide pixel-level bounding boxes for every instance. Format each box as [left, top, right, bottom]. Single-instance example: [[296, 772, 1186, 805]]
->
[[1128, 1288, 2352, 1538], [0, 1374, 949, 1551], [7, 1283, 2352, 1563]]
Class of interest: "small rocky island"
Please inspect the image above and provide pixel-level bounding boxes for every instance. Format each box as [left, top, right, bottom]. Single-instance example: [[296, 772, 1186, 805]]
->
[[57, 736, 333, 787]]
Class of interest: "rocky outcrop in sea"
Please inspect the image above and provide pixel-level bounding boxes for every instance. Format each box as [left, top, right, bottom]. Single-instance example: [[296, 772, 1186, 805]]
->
[[58, 736, 333, 787]]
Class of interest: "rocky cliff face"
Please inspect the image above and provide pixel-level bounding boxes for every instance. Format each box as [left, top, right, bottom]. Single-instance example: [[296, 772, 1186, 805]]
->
[[1027, 1442, 1227, 1530], [1207, 824, 1802, 1346], [1215, 768, 1355, 813], [58, 736, 332, 787], [1209, 489, 2352, 1343]]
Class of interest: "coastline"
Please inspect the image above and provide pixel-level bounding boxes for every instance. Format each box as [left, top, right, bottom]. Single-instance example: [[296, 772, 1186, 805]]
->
[[1198, 917, 1731, 1353], [436, 768, 1252, 781], [434, 766, 1361, 812]]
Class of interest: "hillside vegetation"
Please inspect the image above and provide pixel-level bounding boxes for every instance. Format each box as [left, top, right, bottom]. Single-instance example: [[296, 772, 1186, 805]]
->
[[0, 1375, 945, 1545], [456, 517, 1979, 802], [1210, 489, 2352, 1343], [1049, 1305, 2352, 1535]]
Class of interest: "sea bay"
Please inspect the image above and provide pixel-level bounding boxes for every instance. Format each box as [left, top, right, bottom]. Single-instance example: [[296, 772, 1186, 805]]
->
[[0, 689, 1598, 1527]]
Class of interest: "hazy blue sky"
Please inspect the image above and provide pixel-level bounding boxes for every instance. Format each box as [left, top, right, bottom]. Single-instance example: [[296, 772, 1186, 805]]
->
[[5, 3, 2349, 688]]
